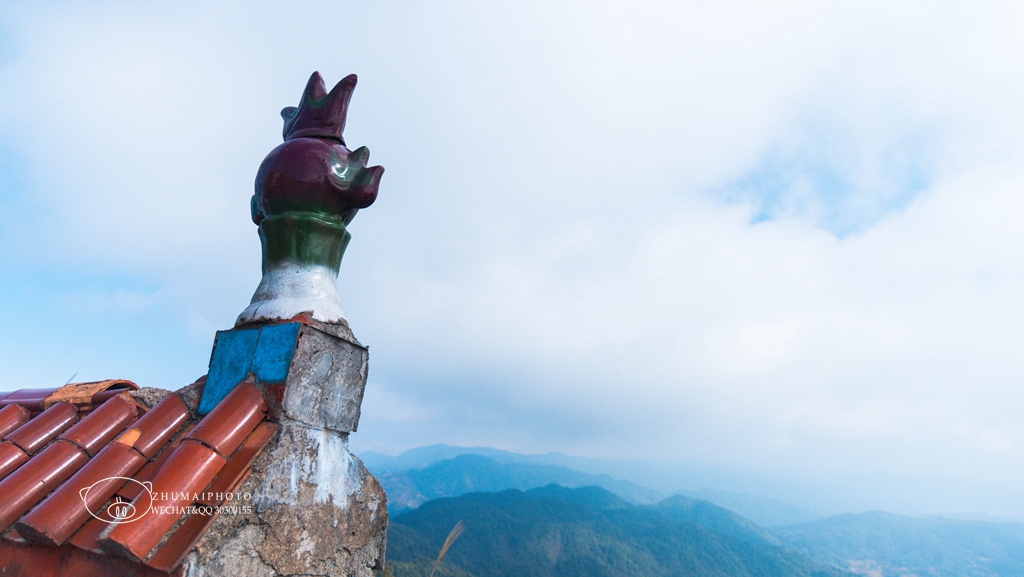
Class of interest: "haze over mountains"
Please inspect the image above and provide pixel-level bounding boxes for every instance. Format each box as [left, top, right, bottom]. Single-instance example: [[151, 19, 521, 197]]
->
[[777, 513, 1024, 577], [363, 444, 819, 525], [367, 445, 1024, 576], [363, 443, 1024, 522]]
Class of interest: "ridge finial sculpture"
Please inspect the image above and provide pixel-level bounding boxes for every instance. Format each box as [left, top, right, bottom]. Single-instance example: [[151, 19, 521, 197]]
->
[[237, 71, 384, 326]]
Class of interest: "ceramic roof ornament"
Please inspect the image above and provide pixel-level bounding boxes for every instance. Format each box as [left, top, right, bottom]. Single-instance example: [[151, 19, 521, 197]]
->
[[237, 72, 384, 326]]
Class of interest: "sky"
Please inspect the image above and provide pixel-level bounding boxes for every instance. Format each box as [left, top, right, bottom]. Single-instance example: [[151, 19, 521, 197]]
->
[[0, 1, 1020, 517]]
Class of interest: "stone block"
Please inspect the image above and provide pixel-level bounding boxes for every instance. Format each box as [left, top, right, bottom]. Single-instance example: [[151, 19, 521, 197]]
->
[[198, 321, 367, 432], [281, 324, 367, 433]]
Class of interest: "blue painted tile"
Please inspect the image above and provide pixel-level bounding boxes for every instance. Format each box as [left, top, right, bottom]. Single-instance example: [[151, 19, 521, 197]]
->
[[251, 323, 301, 383], [197, 323, 303, 415], [198, 327, 259, 415]]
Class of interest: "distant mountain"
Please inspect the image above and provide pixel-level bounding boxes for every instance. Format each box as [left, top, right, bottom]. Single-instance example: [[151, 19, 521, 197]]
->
[[362, 443, 826, 518], [377, 454, 663, 513], [528, 484, 780, 549], [362, 445, 531, 473], [385, 484, 849, 577], [366, 446, 1024, 575], [363, 444, 819, 524], [651, 494, 782, 547], [680, 489, 820, 526], [363, 444, 1024, 523], [773, 511, 1024, 577]]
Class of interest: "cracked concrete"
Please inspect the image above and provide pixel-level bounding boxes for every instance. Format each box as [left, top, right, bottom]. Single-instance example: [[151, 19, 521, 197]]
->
[[182, 418, 387, 576], [179, 318, 387, 576], [121, 313, 391, 576]]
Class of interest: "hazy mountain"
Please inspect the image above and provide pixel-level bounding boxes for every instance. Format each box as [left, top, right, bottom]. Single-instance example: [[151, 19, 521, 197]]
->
[[363, 444, 829, 518], [363, 444, 1024, 522], [368, 447, 1024, 576], [362, 444, 819, 524], [386, 485, 849, 577], [651, 494, 782, 547], [773, 511, 1024, 577], [377, 454, 663, 513], [680, 489, 820, 526], [362, 445, 529, 474]]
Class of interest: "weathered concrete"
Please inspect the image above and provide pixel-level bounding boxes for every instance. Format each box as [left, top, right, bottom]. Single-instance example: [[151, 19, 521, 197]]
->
[[183, 320, 386, 576], [281, 323, 368, 433], [129, 387, 173, 409], [182, 418, 387, 576]]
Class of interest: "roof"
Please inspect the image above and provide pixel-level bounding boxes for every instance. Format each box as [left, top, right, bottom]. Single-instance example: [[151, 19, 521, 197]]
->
[[0, 378, 278, 576]]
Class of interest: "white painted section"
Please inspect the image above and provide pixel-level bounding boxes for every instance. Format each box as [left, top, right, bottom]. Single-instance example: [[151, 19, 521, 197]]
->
[[236, 262, 346, 325], [254, 423, 362, 510]]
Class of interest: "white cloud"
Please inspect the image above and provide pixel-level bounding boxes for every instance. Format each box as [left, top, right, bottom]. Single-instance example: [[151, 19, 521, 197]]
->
[[0, 0, 1020, 514]]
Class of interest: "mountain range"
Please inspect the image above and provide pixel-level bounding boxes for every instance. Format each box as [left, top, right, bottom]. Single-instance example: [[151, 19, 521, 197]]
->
[[363, 444, 818, 525], [775, 511, 1024, 577], [366, 444, 1024, 576], [362, 443, 1024, 523], [386, 484, 849, 577]]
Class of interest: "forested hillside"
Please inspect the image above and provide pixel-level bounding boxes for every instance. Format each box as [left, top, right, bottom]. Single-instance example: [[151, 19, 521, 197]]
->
[[384, 485, 849, 577]]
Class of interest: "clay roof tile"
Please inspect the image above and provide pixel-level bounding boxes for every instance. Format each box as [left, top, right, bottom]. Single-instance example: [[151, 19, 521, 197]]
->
[[40, 380, 139, 411], [0, 440, 90, 533], [3, 402, 78, 455], [0, 441, 29, 480], [59, 395, 138, 457], [127, 394, 189, 459], [99, 439, 226, 561], [119, 423, 195, 503], [197, 421, 277, 506], [0, 388, 60, 411], [148, 421, 278, 573], [0, 377, 278, 575], [0, 404, 30, 439], [17, 441, 149, 546], [184, 382, 267, 458]]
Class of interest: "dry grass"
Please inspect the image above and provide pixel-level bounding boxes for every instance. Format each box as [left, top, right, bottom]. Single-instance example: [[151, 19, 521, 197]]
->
[[377, 520, 466, 577], [429, 521, 465, 577]]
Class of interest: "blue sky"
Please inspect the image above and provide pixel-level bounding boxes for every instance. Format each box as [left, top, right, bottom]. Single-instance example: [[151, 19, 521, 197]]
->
[[0, 1, 1021, 517]]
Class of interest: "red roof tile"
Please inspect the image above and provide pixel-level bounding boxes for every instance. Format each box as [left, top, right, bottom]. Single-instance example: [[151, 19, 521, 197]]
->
[[148, 422, 277, 573], [120, 423, 194, 502], [41, 380, 138, 411], [0, 540, 177, 577], [184, 381, 267, 457], [198, 420, 277, 506], [144, 507, 219, 573], [66, 516, 109, 554], [0, 380, 138, 413], [0, 440, 90, 532], [58, 395, 137, 457], [0, 388, 61, 410], [0, 405, 31, 438], [99, 440, 227, 561], [128, 393, 189, 459], [0, 540, 64, 574], [17, 441, 148, 545], [3, 403, 78, 456], [0, 378, 276, 576], [0, 442, 29, 479]]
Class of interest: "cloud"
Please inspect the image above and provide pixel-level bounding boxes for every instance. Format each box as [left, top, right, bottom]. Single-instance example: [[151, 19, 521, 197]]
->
[[0, 0, 1020, 514]]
